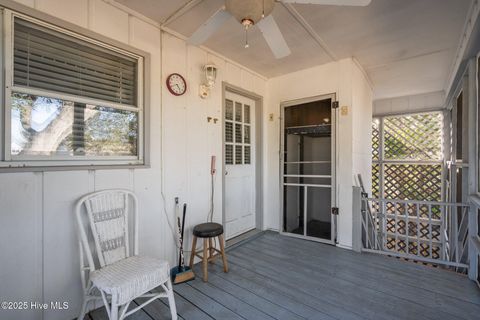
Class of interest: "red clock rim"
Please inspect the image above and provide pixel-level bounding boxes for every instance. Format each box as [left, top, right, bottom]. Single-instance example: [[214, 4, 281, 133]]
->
[[166, 73, 187, 96]]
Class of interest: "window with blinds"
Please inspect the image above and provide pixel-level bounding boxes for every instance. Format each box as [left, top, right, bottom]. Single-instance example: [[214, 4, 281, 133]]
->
[[13, 18, 137, 106], [4, 15, 144, 166]]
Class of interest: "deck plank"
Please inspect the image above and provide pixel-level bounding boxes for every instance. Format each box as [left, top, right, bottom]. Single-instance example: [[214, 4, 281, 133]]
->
[[174, 282, 244, 320], [230, 245, 463, 320], [259, 233, 480, 302], [187, 276, 278, 320], [161, 292, 213, 320], [260, 232, 475, 290], [137, 299, 184, 320], [196, 268, 311, 320], [89, 304, 153, 320], [252, 235, 480, 318], [87, 232, 479, 320], [207, 263, 338, 320]]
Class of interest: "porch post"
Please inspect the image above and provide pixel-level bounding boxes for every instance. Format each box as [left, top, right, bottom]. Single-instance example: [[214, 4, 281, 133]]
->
[[466, 58, 478, 280]]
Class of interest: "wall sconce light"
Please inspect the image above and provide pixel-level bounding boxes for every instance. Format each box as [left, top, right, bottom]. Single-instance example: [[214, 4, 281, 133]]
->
[[199, 64, 217, 99]]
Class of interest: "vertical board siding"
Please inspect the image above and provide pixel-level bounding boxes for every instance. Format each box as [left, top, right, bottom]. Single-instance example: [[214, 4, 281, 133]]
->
[[0, 172, 42, 320], [1, 1, 266, 320], [36, 0, 88, 28], [42, 171, 92, 320], [88, 0, 129, 43]]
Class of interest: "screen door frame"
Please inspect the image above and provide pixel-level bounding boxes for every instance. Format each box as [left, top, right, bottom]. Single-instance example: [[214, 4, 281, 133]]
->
[[279, 93, 338, 245]]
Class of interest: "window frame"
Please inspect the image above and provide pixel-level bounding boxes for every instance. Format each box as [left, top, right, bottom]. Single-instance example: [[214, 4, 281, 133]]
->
[[1, 9, 148, 169]]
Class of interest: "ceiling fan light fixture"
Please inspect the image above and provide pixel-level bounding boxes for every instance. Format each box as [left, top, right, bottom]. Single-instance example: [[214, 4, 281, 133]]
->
[[241, 18, 254, 28], [242, 19, 253, 48], [225, 0, 275, 25]]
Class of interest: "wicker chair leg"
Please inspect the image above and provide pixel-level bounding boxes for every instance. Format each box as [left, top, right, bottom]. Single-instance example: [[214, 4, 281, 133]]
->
[[166, 278, 178, 320], [78, 298, 88, 320], [110, 304, 118, 320]]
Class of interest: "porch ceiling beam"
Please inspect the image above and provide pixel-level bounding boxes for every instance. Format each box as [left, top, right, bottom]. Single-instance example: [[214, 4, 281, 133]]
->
[[281, 2, 337, 61], [161, 0, 205, 27]]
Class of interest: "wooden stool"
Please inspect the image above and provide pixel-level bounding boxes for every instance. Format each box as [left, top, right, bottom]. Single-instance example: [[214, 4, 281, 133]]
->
[[189, 223, 228, 282]]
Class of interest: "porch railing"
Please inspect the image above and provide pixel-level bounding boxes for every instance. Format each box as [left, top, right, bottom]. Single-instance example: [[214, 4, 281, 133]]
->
[[359, 192, 469, 269]]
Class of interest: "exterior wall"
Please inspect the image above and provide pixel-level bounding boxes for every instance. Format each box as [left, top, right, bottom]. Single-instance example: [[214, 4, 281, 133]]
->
[[352, 61, 374, 193], [0, 1, 266, 320], [373, 91, 445, 116], [264, 58, 373, 249]]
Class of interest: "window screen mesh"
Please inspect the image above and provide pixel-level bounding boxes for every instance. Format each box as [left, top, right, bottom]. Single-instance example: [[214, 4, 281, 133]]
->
[[13, 18, 137, 106]]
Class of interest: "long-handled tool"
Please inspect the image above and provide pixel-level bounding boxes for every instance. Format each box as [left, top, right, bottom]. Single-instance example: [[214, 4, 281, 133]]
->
[[171, 202, 195, 284]]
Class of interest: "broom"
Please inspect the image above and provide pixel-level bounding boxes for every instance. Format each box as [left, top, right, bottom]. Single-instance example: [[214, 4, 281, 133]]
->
[[170, 202, 195, 284]]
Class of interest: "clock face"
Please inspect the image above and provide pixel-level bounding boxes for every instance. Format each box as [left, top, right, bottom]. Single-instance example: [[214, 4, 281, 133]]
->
[[166, 73, 187, 96]]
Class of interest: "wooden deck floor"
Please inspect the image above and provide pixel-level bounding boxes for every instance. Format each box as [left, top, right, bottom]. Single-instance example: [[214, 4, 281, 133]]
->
[[88, 231, 480, 320]]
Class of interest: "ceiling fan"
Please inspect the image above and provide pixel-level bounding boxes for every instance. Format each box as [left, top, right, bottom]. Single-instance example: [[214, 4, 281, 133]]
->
[[187, 0, 372, 59]]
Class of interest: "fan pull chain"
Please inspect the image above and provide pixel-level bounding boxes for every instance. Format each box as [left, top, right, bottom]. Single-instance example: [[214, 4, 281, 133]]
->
[[262, 0, 265, 18], [245, 26, 249, 48]]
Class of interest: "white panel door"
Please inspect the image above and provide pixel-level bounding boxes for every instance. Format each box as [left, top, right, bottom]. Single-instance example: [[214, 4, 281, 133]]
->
[[224, 91, 256, 239]]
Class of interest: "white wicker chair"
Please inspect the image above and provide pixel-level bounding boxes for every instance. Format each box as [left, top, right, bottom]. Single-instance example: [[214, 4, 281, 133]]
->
[[75, 189, 177, 320]]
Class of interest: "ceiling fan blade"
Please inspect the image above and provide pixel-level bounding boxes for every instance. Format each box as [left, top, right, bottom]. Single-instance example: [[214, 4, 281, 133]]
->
[[187, 8, 231, 45], [280, 0, 371, 6], [257, 15, 291, 59]]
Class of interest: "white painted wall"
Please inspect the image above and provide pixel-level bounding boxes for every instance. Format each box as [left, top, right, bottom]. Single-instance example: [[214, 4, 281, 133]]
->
[[0, 1, 266, 320], [352, 61, 374, 209], [373, 90, 446, 116], [0, 2, 374, 319], [264, 58, 373, 248]]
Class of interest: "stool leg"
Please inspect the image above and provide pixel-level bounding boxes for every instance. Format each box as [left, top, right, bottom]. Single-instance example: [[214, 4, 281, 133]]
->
[[218, 234, 228, 273], [209, 238, 215, 264], [189, 235, 197, 269], [202, 238, 209, 282]]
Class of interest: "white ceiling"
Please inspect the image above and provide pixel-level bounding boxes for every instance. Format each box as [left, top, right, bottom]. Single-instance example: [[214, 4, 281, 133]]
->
[[115, 0, 473, 99]]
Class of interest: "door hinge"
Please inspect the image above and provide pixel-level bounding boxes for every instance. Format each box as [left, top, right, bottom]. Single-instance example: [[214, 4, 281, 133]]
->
[[332, 101, 339, 109], [332, 207, 339, 215]]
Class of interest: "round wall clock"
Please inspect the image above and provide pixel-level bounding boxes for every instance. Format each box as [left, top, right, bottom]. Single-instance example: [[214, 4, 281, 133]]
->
[[166, 73, 187, 96]]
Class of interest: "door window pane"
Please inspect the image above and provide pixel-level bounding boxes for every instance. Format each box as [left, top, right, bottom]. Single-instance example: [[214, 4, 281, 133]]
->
[[235, 102, 242, 122], [235, 145, 242, 164], [225, 144, 233, 165], [244, 125, 250, 144], [235, 123, 242, 143], [244, 146, 251, 164], [225, 122, 233, 143], [225, 99, 233, 120], [244, 104, 250, 124]]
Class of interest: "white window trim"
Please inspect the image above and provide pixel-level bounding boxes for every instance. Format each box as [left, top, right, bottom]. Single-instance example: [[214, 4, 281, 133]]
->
[[1, 9, 146, 168]]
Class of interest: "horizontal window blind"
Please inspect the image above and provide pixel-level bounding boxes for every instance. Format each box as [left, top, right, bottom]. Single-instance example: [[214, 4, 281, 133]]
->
[[13, 18, 137, 106]]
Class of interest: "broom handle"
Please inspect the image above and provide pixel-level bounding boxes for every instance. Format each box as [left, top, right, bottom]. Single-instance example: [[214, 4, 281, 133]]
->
[[177, 204, 187, 269], [181, 204, 187, 241]]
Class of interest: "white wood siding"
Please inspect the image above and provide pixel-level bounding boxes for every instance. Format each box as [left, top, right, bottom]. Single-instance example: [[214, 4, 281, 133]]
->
[[0, 1, 266, 319]]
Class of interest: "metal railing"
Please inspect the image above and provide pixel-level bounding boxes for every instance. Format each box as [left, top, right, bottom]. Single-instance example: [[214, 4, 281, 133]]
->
[[360, 193, 469, 269]]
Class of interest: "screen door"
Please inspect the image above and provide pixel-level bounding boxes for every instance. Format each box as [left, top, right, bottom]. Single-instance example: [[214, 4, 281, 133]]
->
[[281, 94, 337, 244]]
